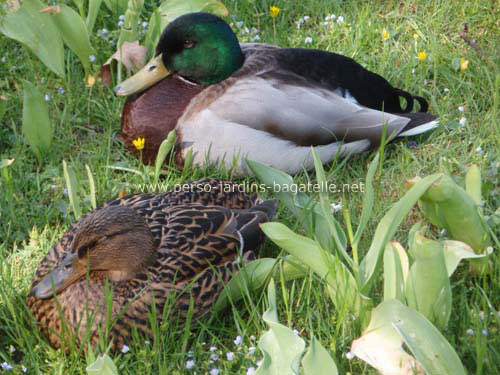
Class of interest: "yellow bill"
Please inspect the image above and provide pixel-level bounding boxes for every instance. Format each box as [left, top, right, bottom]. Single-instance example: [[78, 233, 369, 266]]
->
[[114, 54, 170, 96]]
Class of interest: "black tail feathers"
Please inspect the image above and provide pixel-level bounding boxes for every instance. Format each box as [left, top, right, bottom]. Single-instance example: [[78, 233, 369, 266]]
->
[[394, 89, 429, 113]]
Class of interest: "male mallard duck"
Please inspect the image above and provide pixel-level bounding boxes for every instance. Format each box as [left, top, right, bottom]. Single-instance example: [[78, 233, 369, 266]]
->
[[27, 179, 277, 350], [115, 12, 438, 175]]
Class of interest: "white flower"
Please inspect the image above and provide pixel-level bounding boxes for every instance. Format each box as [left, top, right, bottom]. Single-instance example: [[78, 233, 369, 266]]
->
[[89, 55, 96, 63], [44, 94, 50, 102], [210, 368, 219, 375], [248, 346, 256, 355], [247, 368, 256, 375], [337, 16, 345, 24], [466, 328, 474, 336], [475, 146, 483, 155], [1, 362, 13, 371], [121, 344, 130, 353], [234, 335, 243, 345], [459, 117, 467, 127], [411, 69, 416, 74], [458, 106, 464, 112], [443, 87, 449, 93], [331, 202, 342, 213], [236, 21, 244, 28], [346, 351, 355, 360], [322, 21, 329, 26], [304, 37, 313, 44], [186, 360, 195, 369], [303, 16, 310, 21], [226, 352, 235, 361], [209, 346, 217, 352]]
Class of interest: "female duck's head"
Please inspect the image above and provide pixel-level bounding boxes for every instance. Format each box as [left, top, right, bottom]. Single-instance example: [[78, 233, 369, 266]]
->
[[114, 12, 244, 95], [31, 206, 156, 299]]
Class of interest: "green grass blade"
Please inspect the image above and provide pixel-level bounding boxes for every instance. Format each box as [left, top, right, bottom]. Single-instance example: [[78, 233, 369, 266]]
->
[[86, 0, 104, 33], [86, 164, 97, 210], [359, 174, 441, 294], [0, 0, 65, 78], [63, 160, 82, 220], [22, 81, 53, 162], [154, 130, 176, 184]]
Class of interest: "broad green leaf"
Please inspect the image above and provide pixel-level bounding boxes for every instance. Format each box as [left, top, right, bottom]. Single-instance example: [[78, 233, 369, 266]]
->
[[86, 0, 104, 33], [154, 130, 176, 183], [412, 174, 491, 253], [145, 8, 161, 60], [260, 222, 370, 316], [352, 299, 466, 375], [302, 336, 339, 375], [86, 164, 97, 210], [405, 230, 451, 329], [103, 0, 128, 16], [0, 0, 65, 77], [359, 174, 441, 294], [86, 353, 118, 375], [443, 240, 493, 277], [63, 160, 82, 220], [118, 0, 144, 44], [353, 153, 379, 245], [255, 279, 306, 375], [247, 159, 347, 254], [0, 159, 15, 169], [465, 164, 482, 213], [158, 0, 229, 31], [311, 148, 352, 266], [51, 5, 94, 76], [22, 81, 53, 161], [383, 241, 409, 302]]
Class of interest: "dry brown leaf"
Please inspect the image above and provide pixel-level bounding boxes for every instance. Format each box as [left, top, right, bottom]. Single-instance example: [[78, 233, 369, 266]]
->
[[39, 5, 61, 14], [99, 41, 147, 87]]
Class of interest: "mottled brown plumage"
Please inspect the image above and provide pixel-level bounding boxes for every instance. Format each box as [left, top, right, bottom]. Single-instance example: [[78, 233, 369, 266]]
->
[[27, 179, 277, 351]]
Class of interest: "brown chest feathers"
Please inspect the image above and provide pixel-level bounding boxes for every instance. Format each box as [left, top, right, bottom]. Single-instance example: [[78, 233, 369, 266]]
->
[[120, 75, 206, 164]]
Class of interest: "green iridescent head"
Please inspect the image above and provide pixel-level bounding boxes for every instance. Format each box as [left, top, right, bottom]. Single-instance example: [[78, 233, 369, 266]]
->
[[114, 12, 244, 95]]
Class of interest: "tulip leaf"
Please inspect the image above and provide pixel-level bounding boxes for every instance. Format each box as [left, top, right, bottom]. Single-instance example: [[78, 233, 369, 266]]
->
[[51, 5, 94, 76], [0, 0, 65, 77], [86, 0, 104, 33], [102, 0, 128, 16], [351, 299, 466, 375], [255, 279, 306, 375], [405, 230, 451, 329], [22, 81, 53, 162], [383, 241, 409, 302], [86, 353, 118, 375], [443, 240, 493, 277], [359, 174, 441, 294], [302, 336, 339, 375]]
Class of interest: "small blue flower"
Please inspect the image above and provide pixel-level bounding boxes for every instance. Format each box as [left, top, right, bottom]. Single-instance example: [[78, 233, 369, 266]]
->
[[2, 3, 9, 10], [304, 37, 313, 44], [63, 188, 69, 196], [121, 344, 129, 353], [248, 346, 256, 355], [9, 345, 16, 353], [118, 20, 124, 28], [210, 368, 219, 375], [141, 21, 148, 28], [209, 346, 217, 352], [234, 335, 243, 345], [186, 359, 195, 369], [247, 368, 256, 375], [226, 352, 235, 361], [408, 140, 419, 149], [22, 367, 27, 373], [45, 94, 51, 102], [99, 28, 109, 37], [1, 362, 13, 371], [236, 21, 244, 28], [119, 14, 125, 21], [90, 55, 96, 63], [210, 353, 219, 361], [346, 351, 355, 360], [466, 328, 474, 336], [58, 87, 65, 95], [482, 329, 488, 337], [1, 56, 5, 63]]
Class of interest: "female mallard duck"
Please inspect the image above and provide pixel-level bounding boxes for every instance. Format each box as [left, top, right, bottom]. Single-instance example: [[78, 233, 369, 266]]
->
[[115, 12, 438, 175], [27, 179, 277, 350]]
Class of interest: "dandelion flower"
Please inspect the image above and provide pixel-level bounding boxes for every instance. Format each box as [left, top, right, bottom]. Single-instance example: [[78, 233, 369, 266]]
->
[[417, 51, 427, 61], [269, 5, 280, 18], [382, 29, 389, 40], [460, 57, 469, 72], [132, 137, 145, 151], [304, 36, 312, 44]]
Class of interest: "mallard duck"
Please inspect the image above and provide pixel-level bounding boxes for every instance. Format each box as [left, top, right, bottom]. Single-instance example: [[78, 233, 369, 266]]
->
[[27, 178, 277, 350], [115, 12, 438, 175]]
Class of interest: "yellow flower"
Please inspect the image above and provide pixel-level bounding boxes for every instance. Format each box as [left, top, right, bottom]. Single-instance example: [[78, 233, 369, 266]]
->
[[132, 137, 145, 151], [269, 5, 281, 18], [413, 33, 419, 40], [382, 29, 390, 40], [86, 74, 96, 88], [417, 51, 427, 61], [460, 57, 469, 72]]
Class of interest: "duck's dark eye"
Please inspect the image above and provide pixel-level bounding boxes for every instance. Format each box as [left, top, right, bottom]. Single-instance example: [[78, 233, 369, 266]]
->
[[183, 40, 195, 49], [148, 65, 157, 72]]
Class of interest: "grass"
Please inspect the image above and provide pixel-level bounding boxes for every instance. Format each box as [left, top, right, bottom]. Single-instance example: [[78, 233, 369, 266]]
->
[[0, 0, 499, 373]]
